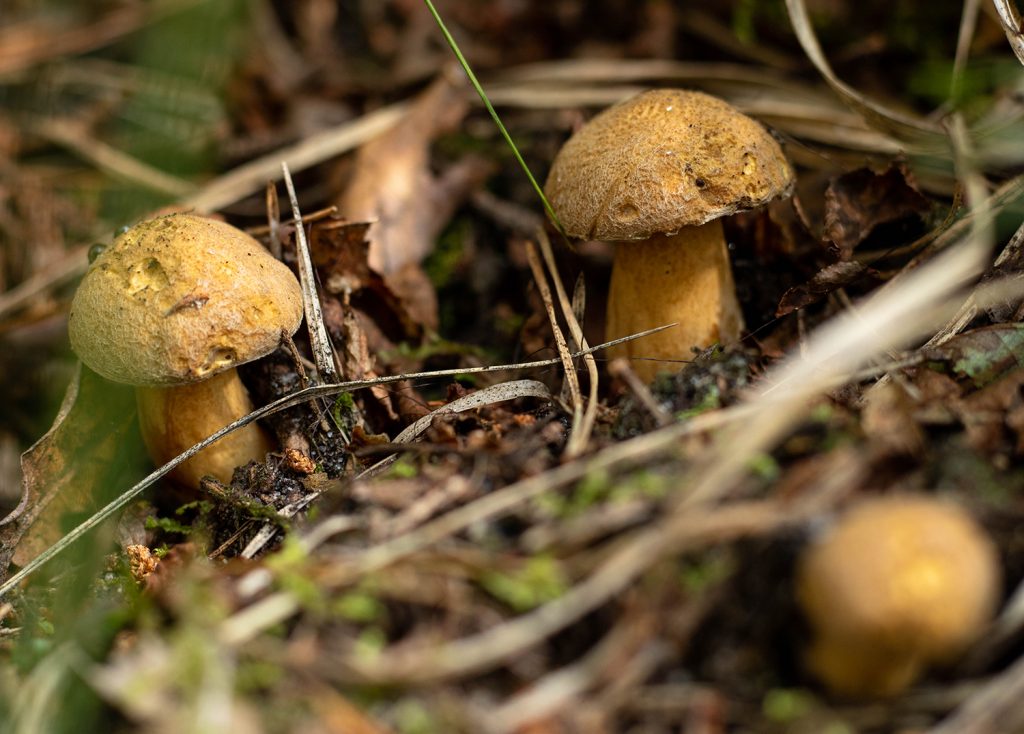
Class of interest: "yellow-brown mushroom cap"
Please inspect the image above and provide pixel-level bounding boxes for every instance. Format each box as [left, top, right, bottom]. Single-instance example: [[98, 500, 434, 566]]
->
[[544, 89, 794, 241], [796, 495, 1001, 697], [69, 213, 303, 387]]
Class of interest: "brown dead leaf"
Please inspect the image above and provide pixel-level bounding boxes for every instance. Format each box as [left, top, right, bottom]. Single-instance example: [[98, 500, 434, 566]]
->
[[335, 68, 494, 333], [0, 364, 144, 577], [311, 218, 424, 344], [922, 324, 1024, 388], [823, 163, 931, 259], [775, 260, 880, 316], [338, 68, 488, 275]]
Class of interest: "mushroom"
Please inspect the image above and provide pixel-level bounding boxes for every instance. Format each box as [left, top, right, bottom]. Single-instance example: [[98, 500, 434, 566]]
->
[[796, 495, 1001, 699], [68, 213, 304, 488], [544, 89, 794, 382]]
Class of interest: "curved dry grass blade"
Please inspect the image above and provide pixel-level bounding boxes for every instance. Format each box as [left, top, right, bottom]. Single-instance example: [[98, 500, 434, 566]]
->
[[537, 228, 599, 458], [784, 0, 947, 148], [525, 242, 583, 438], [358, 379, 552, 478], [993, 0, 1024, 65]]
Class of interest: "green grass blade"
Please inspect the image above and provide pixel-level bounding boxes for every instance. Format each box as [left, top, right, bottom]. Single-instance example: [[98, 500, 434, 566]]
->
[[422, 0, 564, 234]]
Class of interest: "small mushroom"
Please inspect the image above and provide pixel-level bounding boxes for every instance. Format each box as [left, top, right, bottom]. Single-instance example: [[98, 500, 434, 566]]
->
[[796, 495, 1001, 699], [69, 213, 304, 488], [544, 89, 793, 382]]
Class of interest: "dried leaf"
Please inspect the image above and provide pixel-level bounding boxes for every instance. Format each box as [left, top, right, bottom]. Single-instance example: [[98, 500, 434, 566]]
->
[[775, 261, 879, 316], [923, 324, 1024, 388], [0, 365, 144, 576], [338, 69, 483, 275], [311, 218, 424, 344], [823, 164, 931, 259]]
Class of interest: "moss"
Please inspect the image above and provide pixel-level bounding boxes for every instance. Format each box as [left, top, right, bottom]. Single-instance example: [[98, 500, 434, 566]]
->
[[479, 555, 568, 612]]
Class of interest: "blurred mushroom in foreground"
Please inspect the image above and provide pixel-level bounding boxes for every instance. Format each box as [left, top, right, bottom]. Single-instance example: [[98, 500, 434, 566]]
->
[[796, 494, 1001, 699], [544, 89, 793, 382]]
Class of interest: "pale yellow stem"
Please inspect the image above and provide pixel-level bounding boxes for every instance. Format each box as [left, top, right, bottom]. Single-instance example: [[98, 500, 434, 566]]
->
[[136, 368, 273, 488], [605, 218, 743, 383]]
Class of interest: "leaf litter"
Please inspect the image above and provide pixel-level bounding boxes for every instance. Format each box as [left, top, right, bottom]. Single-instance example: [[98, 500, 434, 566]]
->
[[3, 2, 1024, 733]]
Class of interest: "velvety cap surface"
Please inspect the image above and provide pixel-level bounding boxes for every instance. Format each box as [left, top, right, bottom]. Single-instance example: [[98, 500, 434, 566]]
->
[[544, 89, 794, 240], [69, 214, 303, 386]]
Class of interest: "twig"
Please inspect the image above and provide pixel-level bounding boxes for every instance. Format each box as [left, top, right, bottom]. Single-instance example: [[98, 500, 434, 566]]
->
[[35, 118, 196, 198], [537, 227, 599, 457], [607, 358, 672, 428], [0, 246, 88, 321], [246, 205, 339, 237], [281, 163, 338, 384], [180, 103, 407, 213]]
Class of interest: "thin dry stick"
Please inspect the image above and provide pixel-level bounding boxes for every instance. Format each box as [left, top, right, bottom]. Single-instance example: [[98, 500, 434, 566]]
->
[[281, 163, 338, 383], [247, 206, 339, 237], [35, 119, 196, 198], [923, 113, 996, 348], [537, 227, 599, 457], [181, 103, 407, 213], [525, 241, 583, 439], [951, 0, 982, 102], [0, 246, 88, 320], [608, 358, 672, 428]]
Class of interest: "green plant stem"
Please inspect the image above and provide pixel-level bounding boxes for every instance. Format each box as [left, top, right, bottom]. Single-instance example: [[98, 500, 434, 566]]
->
[[422, 0, 564, 235]]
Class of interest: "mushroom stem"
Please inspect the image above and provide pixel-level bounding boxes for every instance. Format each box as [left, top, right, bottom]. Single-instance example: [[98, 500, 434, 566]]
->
[[136, 368, 273, 488], [605, 218, 743, 382]]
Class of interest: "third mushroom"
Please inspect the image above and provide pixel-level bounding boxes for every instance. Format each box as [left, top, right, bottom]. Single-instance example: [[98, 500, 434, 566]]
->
[[545, 89, 794, 382]]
